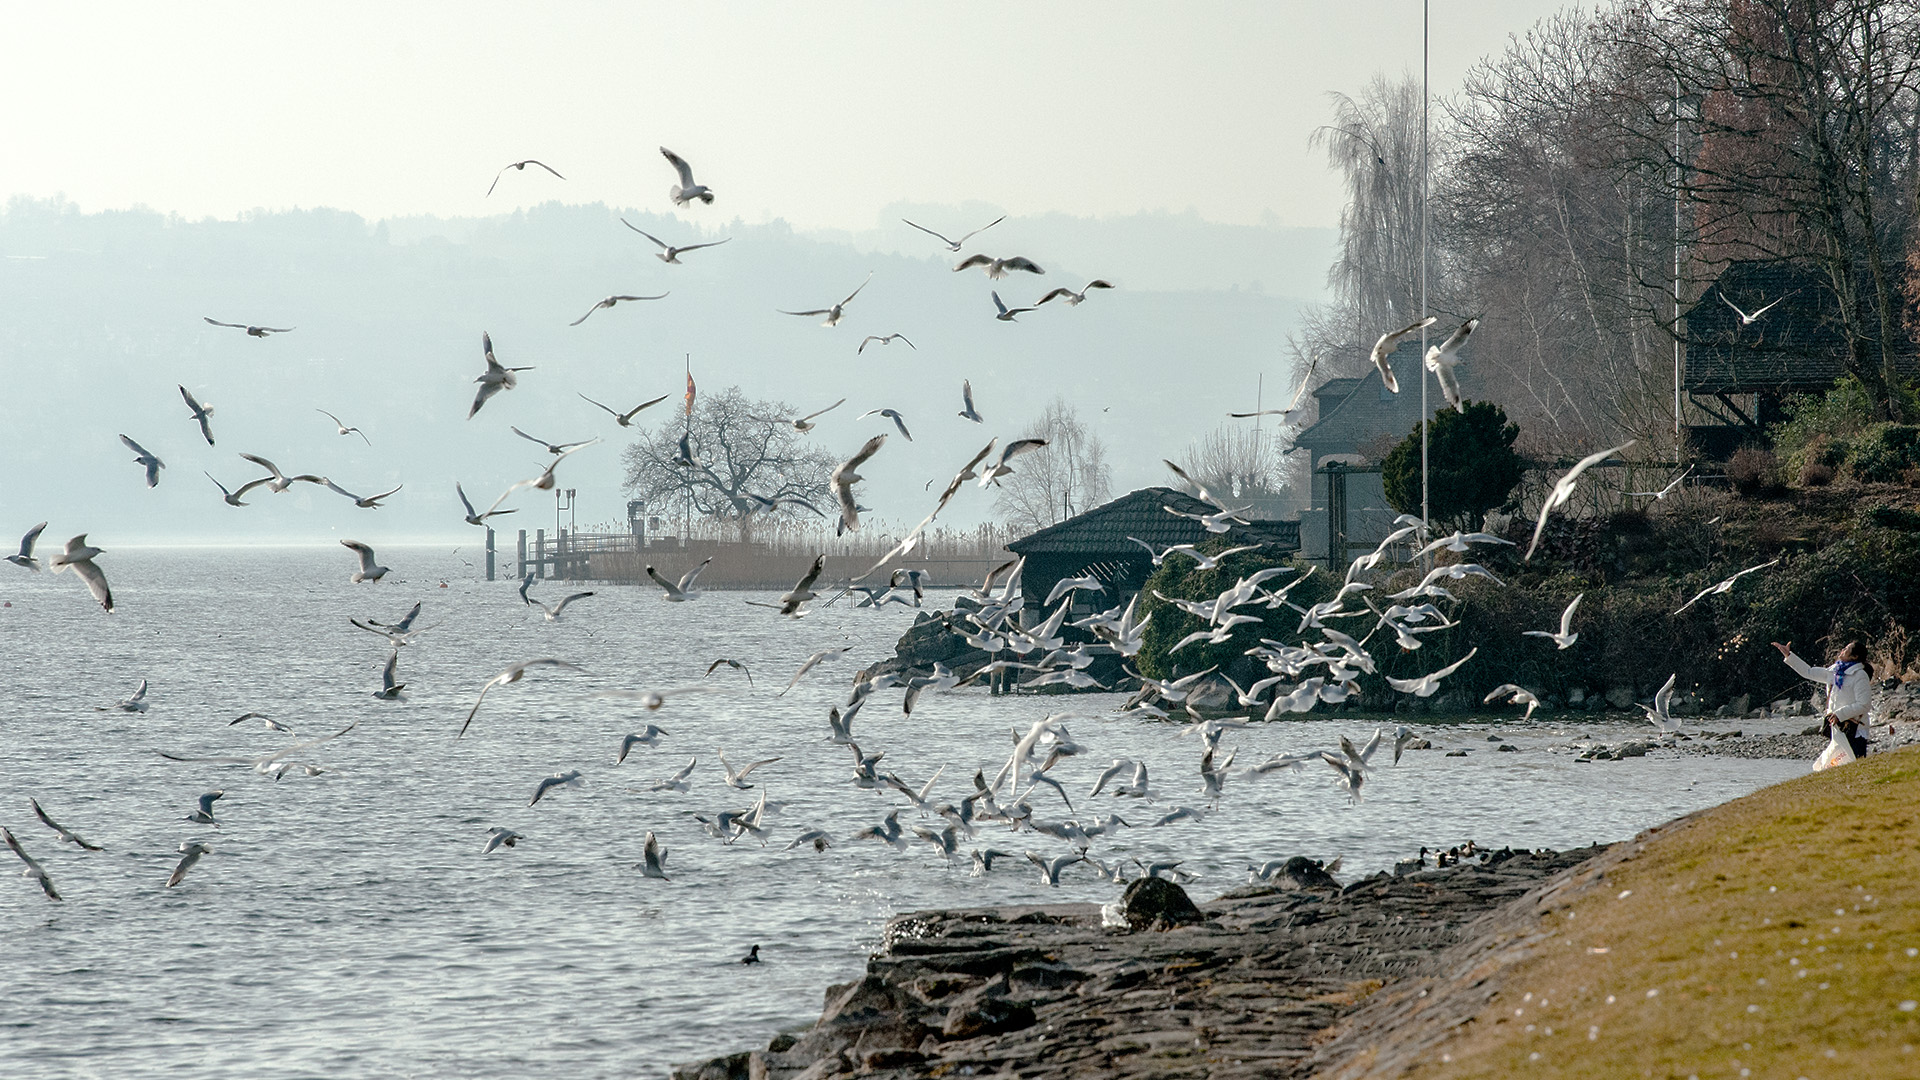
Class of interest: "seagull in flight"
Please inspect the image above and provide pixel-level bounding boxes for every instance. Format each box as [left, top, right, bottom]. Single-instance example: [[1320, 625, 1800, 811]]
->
[[620, 219, 730, 263], [705, 658, 752, 685], [30, 798, 103, 851], [745, 554, 826, 617], [482, 827, 523, 854], [859, 408, 913, 441], [50, 534, 112, 612], [529, 770, 585, 806], [648, 758, 697, 794], [119, 435, 164, 488], [167, 841, 212, 887], [646, 557, 711, 601], [1385, 647, 1478, 698], [990, 290, 1036, 322], [185, 790, 225, 826], [1720, 290, 1790, 326], [178, 386, 215, 445], [340, 540, 390, 583], [1627, 467, 1693, 501], [958, 380, 983, 423], [1368, 317, 1436, 393], [779, 646, 850, 696], [486, 159, 564, 196], [512, 426, 595, 456], [780, 275, 871, 327], [1484, 683, 1541, 720], [571, 293, 668, 327], [1230, 356, 1319, 418], [579, 392, 670, 427], [832, 434, 887, 532], [204, 317, 293, 337], [1640, 673, 1683, 733], [1673, 559, 1781, 615], [317, 409, 371, 445], [954, 253, 1044, 279], [461, 659, 583, 736], [1521, 593, 1583, 650], [322, 480, 404, 509], [857, 333, 914, 354], [237, 453, 325, 494], [903, 214, 1005, 251], [8, 521, 47, 570], [977, 438, 1048, 487], [456, 482, 517, 526], [373, 650, 406, 699], [535, 591, 594, 622], [3, 827, 61, 900], [470, 332, 532, 419], [639, 830, 671, 879], [1424, 317, 1478, 410], [661, 147, 713, 205], [98, 678, 149, 713], [617, 726, 669, 764], [1036, 280, 1114, 306], [718, 750, 780, 789], [755, 398, 844, 433], [1525, 441, 1636, 560]]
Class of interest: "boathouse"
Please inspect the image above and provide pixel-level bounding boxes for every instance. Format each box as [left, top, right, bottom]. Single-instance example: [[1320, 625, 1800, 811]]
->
[[1004, 486, 1299, 622]]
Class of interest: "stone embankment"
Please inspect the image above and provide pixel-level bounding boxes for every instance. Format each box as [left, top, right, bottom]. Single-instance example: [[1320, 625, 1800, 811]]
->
[[674, 847, 1605, 1079]]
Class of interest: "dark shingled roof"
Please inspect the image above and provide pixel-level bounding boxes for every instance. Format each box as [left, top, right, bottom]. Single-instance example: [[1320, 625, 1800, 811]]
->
[[1006, 486, 1299, 556], [1685, 260, 1919, 393]]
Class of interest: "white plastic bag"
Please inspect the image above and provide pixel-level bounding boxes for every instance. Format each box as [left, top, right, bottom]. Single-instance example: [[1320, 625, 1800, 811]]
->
[[1813, 724, 1857, 771]]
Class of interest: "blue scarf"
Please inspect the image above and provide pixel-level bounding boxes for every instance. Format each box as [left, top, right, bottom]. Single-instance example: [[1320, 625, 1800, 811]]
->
[[1836, 660, 1858, 688]]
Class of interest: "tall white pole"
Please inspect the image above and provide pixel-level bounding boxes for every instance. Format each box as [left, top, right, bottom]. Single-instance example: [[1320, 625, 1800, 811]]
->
[[1420, 0, 1431, 545], [1674, 74, 1684, 451]]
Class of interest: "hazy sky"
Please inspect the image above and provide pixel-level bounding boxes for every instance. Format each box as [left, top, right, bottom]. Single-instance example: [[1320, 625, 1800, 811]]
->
[[5, 1, 1560, 232]]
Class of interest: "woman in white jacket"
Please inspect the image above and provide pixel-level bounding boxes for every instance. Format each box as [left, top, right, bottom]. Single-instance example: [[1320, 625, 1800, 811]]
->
[[1773, 640, 1873, 758]]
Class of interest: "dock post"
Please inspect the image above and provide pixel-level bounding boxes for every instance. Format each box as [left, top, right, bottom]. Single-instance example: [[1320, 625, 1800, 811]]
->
[[558, 529, 569, 581], [485, 528, 495, 581], [535, 529, 546, 579], [517, 530, 527, 579]]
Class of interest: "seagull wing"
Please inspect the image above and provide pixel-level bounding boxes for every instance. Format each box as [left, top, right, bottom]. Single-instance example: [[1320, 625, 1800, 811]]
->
[[800, 398, 847, 423], [620, 219, 669, 249], [660, 147, 697, 188], [16, 521, 46, 560], [902, 218, 959, 246], [69, 558, 113, 611], [1559, 592, 1583, 636], [204, 317, 248, 329], [954, 214, 1007, 245], [839, 273, 873, 307]]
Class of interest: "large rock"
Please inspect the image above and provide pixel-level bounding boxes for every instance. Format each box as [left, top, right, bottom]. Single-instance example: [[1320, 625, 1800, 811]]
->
[[939, 978, 1036, 1040], [1119, 876, 1206, 930], [1606, 686, 1635, 710]]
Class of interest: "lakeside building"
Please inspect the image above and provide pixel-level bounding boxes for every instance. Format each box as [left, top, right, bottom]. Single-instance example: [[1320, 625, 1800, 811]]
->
[[1004, 486, 1299, 624]]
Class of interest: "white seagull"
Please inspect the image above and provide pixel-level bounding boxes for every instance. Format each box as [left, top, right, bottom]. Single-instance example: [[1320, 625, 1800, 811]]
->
[[1720, 290, 1789, 326], [204, 317, 293, 337], [179, 386, 215, 445], [639, 830, 672, 879], [166, 841, 212, 887], [237, 452, 325, 494], [1369, 317, 1436, 393], [1525, 441, 1637, 561], [1386, 647, 1478, 698], [958, 380, 984, 423], [461, 659, 583, 737], [570, 292, 668, 327], [621, 219, 729, 263], [780, 275, 871, 327], [470, 332, 532, 419], [1230, 356, 1320, 418], [779, 646, 850, 697], [1640, 673, 1682, 733], [718, 749, 781, 789], [747, 555, 827, 617], [529, 770, 584, 806], [486, 159, 564, 196], [340, 540, 390, 583], [857, 333, 914, 354], [954, 253, 1044, 279], [119, 435, 164, 488], [373, 650, 406, 699], [3, 827, 60, 901], [536, 591, 594, 622], [648, 758, 697, 793], [30, 799, 103, 852], [1627, 467, 1693, 501], [1483, 683, 1541, 720], [1036, 280, 1114, 306], [1673, 559, 1781, 615], [617, 726, 669, 764], [50, 534, 113, 612], [859, 408, 913, 441], [456, 482, 517, 527], [661, 147, 713, 205], [511, 426, 595, 456], [482, 827, 523, 854], [756, 398, 845, 433], [646, 557, 711, 601], [977, 438, 1048, 487], [1521, 593, 1584, 650], [1424, 317, 1478, 410], [322, 480, 403, 509], [579, 392, 670, 427], [990, 290, 1036, 322], [316, 409, 370, 445], [903, 214, 1005, 251], [832, 434, 887, 532], [8, 522, 47, 570]]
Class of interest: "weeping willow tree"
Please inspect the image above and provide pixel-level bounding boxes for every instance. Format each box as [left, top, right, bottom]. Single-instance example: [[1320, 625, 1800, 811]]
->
[[1298, 74, 1431, 376]]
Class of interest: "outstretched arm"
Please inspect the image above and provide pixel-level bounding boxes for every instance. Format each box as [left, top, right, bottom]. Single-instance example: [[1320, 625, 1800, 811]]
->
[[1773, 642, 1835, 686]]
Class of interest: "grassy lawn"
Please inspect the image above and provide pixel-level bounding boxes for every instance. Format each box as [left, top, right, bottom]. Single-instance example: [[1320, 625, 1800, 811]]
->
[[1406, 747, 1920, 1079]]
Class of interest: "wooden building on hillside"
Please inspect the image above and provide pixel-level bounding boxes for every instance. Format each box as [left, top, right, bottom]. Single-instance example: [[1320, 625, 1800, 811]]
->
[[1684, 260, 1920, 460], [1005, 487, 1299, 622]]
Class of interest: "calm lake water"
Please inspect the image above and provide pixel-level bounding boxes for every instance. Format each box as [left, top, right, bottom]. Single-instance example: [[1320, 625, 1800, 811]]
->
[[0, 547, 1805, 1077]]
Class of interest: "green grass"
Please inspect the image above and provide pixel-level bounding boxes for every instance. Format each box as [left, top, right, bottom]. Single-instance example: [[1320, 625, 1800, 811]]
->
[[1405, 747, 1920, 1078]]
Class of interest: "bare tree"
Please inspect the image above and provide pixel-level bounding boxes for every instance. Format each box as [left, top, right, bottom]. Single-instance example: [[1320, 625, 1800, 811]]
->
[[621, 385, 835, 541], [1177, 424, 1287, 510], [992, 397, 1112, 532]]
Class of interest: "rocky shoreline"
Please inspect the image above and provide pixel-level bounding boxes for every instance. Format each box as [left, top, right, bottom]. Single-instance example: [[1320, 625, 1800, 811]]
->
[[673, 846, 1607, 1079]]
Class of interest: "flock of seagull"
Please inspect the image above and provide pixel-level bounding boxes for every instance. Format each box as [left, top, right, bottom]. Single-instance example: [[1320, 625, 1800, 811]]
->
[[4, 146, 1783, 908]]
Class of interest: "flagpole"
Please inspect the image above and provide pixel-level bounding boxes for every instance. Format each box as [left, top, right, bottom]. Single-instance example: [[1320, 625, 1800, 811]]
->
[[684, 354, 693, 547]]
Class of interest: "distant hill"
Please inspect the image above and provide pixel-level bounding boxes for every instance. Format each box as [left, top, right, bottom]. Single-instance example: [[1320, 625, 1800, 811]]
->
[[0, 197, 1329, 544]]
